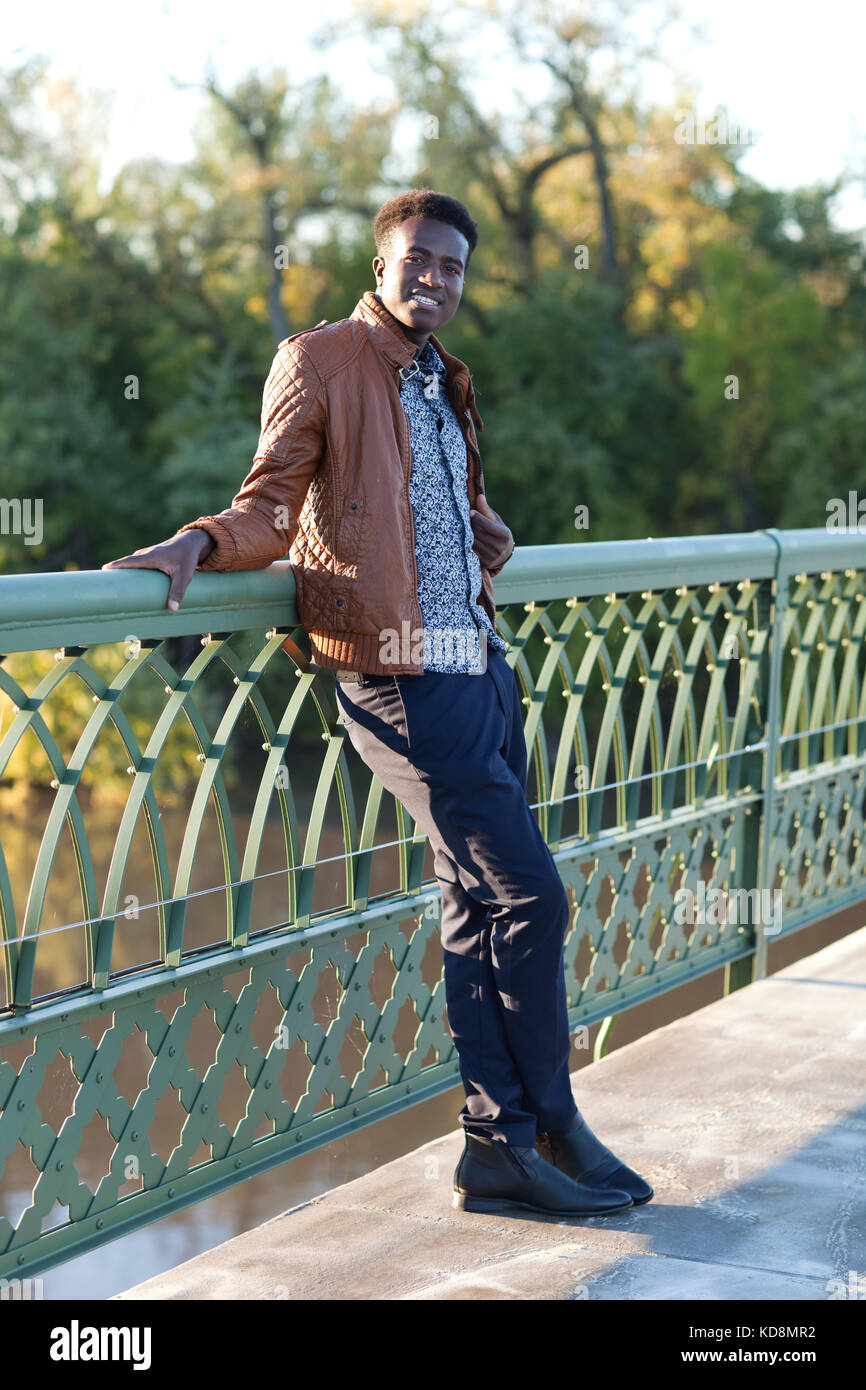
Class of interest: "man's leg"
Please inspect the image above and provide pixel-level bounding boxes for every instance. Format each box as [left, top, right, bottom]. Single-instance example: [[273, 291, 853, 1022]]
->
[[335, 651, 578, 1146], [429, 838, 536, 1145], [482, 649, 578, 1139]]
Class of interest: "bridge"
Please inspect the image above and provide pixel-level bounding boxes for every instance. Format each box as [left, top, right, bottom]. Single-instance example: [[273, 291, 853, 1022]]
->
[[0, 526, 864, 1284]]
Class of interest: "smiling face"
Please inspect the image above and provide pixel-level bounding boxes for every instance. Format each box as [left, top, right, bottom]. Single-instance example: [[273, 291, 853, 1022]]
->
[[372, 215, 469, 348]]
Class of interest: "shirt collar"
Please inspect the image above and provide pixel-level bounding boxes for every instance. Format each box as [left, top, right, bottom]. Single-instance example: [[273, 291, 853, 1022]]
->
[[417, 338, 446, 377]]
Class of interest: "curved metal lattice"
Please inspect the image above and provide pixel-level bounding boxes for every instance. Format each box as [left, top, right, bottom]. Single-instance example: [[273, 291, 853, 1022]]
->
[[0, 530, 864, 1277]]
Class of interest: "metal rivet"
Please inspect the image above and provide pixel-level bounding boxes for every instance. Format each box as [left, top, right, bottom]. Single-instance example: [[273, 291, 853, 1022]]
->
[[131, 1132, 138, 1141], [235, 1024, 243, 1033], [96, 1218, 104, 1229], [17, 1100, 25, 1111], [201, 1104, 208, 1112], [235, 1159, 242, 1169], [168, 1187, 175, 1197], [264, 1080, 271, 1089], [56, 1161, 63, 1171], [95, 1073, 103, 1083], [168, 1047, 176, 1057]]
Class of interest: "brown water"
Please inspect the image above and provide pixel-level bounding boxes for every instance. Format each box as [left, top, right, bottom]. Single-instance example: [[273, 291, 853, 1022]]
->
[[0, 777, 859, 1298]]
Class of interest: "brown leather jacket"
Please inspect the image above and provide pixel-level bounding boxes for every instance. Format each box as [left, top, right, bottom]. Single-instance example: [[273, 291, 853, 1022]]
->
[[175, 290, 514, 675]]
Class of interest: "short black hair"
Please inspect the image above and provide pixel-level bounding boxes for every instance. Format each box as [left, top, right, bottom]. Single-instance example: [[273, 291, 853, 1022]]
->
[[373, 188, 478, 267]]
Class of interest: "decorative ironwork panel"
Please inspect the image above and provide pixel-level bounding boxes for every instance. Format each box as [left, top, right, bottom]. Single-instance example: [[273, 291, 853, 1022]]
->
[[0, 528, 864, 1276]]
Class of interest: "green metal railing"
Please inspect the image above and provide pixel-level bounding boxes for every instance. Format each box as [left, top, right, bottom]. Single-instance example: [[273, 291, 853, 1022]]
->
[[0, 526, 864, 1276]]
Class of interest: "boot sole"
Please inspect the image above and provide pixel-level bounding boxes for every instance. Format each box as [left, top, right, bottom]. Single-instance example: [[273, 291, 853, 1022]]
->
[[451, 1190, 633, 1216]]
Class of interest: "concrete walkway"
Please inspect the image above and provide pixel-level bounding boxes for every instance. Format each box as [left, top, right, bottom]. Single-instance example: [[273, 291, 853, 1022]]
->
[[118, 926, 866, 1300]]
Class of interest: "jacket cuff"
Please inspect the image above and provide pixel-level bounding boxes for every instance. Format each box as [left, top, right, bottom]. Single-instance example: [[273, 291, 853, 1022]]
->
[[174, 518, 239, 570]]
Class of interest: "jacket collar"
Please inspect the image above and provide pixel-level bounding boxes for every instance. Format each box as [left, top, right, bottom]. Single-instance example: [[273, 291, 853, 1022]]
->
[[352, 290, 472, 409]]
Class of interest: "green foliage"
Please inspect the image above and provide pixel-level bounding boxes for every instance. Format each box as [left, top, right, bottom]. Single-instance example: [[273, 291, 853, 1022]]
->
[[675, 243, 829, 532], [446, 274, 697, 543], [769, 351, 866, 528], [143, 353, 262, 540], [0, 255, 134, 572]]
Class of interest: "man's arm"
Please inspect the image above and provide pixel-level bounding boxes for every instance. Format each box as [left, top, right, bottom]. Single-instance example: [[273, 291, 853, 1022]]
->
[[173, 338, 326, 571]]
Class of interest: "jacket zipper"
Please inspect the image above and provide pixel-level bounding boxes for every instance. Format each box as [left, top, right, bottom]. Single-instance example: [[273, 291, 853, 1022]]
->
[[397, 377, 424, 662]]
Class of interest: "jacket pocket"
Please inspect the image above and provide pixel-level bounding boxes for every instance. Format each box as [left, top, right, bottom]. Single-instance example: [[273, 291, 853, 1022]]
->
[[336, 495, 367, 574]]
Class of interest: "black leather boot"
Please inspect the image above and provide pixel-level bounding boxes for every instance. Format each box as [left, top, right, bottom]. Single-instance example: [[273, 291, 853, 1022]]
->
[[452, 1132, 634, 1216], [536, 1112, 654, 1205]]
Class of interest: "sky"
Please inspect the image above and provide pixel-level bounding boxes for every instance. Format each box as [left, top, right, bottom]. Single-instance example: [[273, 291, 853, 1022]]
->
[[5, 0, 866, 231]]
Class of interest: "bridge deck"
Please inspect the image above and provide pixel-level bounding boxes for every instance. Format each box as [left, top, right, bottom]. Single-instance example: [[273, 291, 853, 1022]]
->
[[117, 925, 866, 1301]]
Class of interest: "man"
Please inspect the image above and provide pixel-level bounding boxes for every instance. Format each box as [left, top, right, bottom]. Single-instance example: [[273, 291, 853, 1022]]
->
[[103, 187, 652, 1218]]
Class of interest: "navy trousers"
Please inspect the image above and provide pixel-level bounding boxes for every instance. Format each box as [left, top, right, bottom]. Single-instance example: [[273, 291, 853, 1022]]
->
[[334, 647, 578, 1148]]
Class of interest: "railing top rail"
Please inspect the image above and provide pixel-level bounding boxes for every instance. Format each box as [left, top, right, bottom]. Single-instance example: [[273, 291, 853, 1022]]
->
[[0, 563, 299, 655], [763, 526, 866, 580], [0, 528, 864, 654], [490, 531, 779, 603]]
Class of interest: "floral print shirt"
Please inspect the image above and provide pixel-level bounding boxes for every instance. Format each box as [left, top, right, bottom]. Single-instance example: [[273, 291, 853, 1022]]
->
[[398, 338, 510, 673]]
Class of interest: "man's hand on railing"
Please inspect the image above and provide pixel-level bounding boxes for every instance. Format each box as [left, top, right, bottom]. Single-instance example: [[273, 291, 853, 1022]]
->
[[101, 530, 216, 611], [469, 493, 515, 571]]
